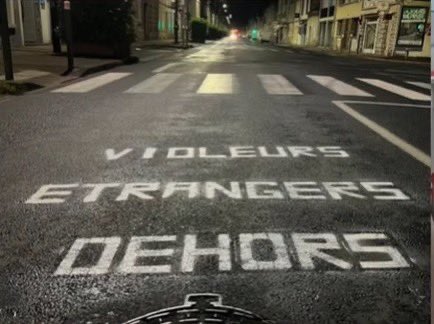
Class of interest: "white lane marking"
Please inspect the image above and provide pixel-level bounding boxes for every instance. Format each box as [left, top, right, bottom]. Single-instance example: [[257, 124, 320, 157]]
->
[[118, 236, 177, 274], [181, 234, 231, 272], [339, 100, 429, 109], [240, 233, 292, 270], [292, 233, 352, 269], [197, 74, 236, 94], [357, 78, 430, 101], [26, 181, 410, 204], [333, 100, 430, 167], [125, 73, 181, 93], [102, 146, 350, 160], [54, 232, 410, 275], [269, 48, 279, 52], [105, 148, 133, 161], [308, 75, 374, 97], [344, 233, 409, 269], [405, 81, 431, 90], [52, 72, 131, 93], [258, 74, 302, 95], [152, 63, 180, 73], [54, 237, 121, 275]]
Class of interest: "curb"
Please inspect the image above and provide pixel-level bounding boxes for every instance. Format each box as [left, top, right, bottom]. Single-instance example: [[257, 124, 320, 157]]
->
[[276, 45, 430, 65], [0, 59, 130, 100]]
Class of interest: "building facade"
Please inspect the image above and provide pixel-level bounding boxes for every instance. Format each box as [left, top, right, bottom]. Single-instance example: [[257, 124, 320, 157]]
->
[[274, 0, 430, 57], [4, 0, 52, 47], [132, 0, 175, 41]]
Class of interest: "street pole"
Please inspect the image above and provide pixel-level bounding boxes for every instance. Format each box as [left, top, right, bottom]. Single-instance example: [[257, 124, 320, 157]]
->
[[50, 0, 62, 54], [63, 0, 74, 74], [174, 0, 179, 44], [0, 0, 14, 80]]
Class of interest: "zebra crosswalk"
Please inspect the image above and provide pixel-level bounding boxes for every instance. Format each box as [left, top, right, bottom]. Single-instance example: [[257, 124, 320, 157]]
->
[[52, 72, 132, 93], [125, 73, 181, 94], [197, 74, 237, 94], [51, 71, 430, 101], [307, 75, 373, 97], [258, 74, 302, 95]]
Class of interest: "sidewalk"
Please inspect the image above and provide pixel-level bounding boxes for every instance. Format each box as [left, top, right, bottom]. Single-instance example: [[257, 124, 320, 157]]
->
[[0, 44, 124, 89], [276, 43, 430, 66]]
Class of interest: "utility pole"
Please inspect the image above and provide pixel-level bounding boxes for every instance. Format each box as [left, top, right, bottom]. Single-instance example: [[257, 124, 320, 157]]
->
[[50, 0, 62, 54], [174, 0, 179, 44], [63, 0, 74, 74], [0, 0, 14, 80]]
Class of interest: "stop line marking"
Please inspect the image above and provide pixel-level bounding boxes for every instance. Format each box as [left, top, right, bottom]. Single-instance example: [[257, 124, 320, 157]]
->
[[333, 100, 430, 167]]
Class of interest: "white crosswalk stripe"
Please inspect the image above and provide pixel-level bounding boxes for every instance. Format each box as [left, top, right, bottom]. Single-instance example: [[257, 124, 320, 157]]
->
[[307, 75, 374, 97], [258, 74, 302, 95], [405, 81, 431, 90], [124, 73, 181, 94], [197, 74, 237, 94], [358, 78, 430, 101], [152, 63, 181, 73], [51, 72, 430, 101], [52, 72, 132, 93]]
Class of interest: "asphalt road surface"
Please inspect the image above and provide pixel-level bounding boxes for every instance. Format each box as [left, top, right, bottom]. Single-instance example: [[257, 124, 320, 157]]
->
[[0, 38, 430, 323]]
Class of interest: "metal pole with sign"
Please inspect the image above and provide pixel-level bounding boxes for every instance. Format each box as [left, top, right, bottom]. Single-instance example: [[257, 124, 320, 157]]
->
[[63, 0, 74, 74], [0, 0, 14, 80]]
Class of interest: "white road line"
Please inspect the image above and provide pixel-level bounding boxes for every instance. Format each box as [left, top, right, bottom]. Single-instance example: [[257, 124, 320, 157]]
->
[[197, 74, 236, 94], [52, 72, 131, 93], [405, 81, 431, 90], [333, 100, 430, 167], [270, 48, 279, 52], [308, 75, 373, 97], [152, 63, 180, 73], [125, 73, 182, 93], [258, 74, 302, 95], [357, 78, 430, 101], [340, 100, 430, 109]]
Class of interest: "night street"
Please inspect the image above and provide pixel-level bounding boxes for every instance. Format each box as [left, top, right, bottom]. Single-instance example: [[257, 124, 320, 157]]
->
[[0, 37, 431, 322]]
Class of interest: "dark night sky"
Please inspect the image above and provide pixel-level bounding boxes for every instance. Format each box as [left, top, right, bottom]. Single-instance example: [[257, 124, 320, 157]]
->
[[227, 0, 277, 28]]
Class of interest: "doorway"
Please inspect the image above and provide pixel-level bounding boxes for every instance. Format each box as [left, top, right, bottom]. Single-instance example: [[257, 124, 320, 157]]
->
[[362, 19, 378, 54]]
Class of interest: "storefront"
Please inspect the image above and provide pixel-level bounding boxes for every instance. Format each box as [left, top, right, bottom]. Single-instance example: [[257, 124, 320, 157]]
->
[[394, 6, 429, 55], [359, 0, 430, 57]]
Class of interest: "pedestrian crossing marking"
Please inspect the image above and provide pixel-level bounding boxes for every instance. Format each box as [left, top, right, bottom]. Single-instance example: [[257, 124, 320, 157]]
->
[[405, 81, 431, 90], [308, 75, 374, 97], [357, 78, 430, 101], [125, 73, 181, 94], [197, 74, 237, 94], [52, 72, 132, 93], [51, 72, 430, 101], [152, 63, 180, 73], [258, 74, 302, 95]]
